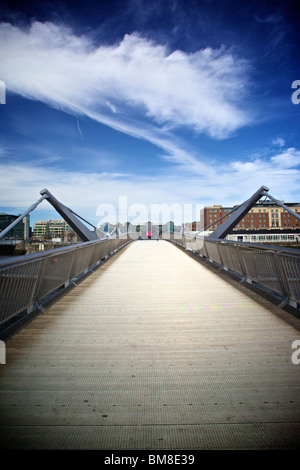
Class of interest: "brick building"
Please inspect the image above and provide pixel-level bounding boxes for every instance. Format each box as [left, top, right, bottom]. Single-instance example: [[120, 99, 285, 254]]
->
[[199, 201, 300, 232]]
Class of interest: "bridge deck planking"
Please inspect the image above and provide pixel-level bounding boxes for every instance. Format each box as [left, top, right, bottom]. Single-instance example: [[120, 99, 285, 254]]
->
[[0, 240, 300, 450]]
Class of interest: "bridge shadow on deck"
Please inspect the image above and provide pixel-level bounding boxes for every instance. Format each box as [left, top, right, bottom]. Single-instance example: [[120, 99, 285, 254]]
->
[[0, 240, 300, 450]]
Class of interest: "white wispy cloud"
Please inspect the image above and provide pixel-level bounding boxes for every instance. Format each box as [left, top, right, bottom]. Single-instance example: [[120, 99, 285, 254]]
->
[[0, 20, 250, 148], [271, 147, 300, 168], [272, 137, 285, 147], [227, 147, 300, 203], [0, 143, 299, 225]]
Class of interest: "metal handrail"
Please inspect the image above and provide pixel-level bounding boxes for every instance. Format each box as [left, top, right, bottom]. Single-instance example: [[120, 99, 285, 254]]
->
[[0, 236, 120, 268]]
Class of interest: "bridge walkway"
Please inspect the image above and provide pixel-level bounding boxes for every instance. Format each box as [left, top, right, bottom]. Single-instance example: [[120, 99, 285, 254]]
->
[[0, 240, 300, 450]]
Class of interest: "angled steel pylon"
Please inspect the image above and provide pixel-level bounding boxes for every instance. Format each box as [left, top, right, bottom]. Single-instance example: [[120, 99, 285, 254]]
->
[[208, 185, 269, 240], [40, 188, 98, 242]]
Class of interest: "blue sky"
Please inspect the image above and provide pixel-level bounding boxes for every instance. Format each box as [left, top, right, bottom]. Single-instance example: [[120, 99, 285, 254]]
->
[[0, 0, 299, 226]]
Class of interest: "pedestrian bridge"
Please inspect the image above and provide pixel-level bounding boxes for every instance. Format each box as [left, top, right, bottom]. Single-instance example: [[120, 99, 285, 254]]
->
[[0, 238, 300, 450]]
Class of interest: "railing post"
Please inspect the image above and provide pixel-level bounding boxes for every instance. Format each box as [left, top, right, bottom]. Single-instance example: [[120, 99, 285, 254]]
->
[[66, 246, 80, 285], [234, 244, 251, 281], [273, 252, 292, 304], [27, 258, 47, 313], [215, 241, 225, 267]]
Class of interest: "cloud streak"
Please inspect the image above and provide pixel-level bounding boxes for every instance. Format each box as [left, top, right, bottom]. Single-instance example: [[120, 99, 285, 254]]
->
[[0, 21, 251, 148]]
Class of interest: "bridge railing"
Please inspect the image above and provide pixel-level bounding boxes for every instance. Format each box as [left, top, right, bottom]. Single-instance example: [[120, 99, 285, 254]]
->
[[0, 235, 131, 326], [169, 232, 300, 310]]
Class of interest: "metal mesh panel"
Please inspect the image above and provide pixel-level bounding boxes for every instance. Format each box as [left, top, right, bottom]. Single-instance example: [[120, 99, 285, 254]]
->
[[69, 244, 95, 279], [204, 241, 223, 265], [110, 238, 122, 252], [114, 239, 124, 251], [36, 250, 76, 300], [279, 253, 300, 303], [194, 237, 206, 255], [240, 248, 285, 296], [184, 235, 197, 251], [182, 235, 205, 254], [93, 239, 111, 261], [218, 243, 245, 275], [0, 259, 43, 324], [108, 238, 116, 252]]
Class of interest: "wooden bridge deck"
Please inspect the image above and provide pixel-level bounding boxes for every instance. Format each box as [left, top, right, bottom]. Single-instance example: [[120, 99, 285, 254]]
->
[[0, 240, 300, 450]]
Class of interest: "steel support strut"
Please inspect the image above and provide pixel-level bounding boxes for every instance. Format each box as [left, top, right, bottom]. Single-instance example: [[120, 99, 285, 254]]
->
[[40, 188, 98, 242], [0, 194, 48, 240], [208, 185, 269, 240]]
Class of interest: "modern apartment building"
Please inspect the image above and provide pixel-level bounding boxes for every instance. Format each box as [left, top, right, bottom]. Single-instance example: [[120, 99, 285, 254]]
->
[[0, 212, 30, 239], [199, 201, 300, 232], [32, 219, 72, 240]]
